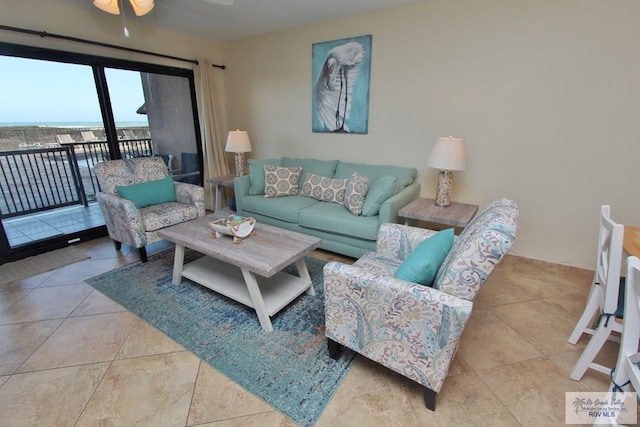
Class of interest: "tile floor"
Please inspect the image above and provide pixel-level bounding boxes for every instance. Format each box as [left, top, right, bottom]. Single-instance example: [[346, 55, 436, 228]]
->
[[0, 237, 630, 426], [2, 204, 104, 247]]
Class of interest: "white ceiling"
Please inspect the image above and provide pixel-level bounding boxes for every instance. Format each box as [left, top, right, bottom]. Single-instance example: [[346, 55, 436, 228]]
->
[[55, 0, 421, 42]]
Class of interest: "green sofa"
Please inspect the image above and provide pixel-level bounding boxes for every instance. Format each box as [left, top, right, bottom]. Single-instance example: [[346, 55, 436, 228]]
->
[[234, 157, 420, 258]]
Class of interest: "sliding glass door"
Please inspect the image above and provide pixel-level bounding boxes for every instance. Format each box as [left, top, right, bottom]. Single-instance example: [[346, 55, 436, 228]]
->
[[0, 42, 202, 263], [105, 69, 202, 184]]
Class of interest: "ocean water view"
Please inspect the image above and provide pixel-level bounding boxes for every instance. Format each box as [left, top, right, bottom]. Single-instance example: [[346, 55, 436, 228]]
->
[[0, 122, 151, 151]]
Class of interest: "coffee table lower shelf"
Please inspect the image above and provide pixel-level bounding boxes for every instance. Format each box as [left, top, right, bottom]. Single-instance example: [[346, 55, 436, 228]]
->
[[180, 256, 314, 331]]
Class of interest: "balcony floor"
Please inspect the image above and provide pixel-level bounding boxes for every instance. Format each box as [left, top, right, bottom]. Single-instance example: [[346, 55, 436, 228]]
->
[[2, 203, 104, 248]]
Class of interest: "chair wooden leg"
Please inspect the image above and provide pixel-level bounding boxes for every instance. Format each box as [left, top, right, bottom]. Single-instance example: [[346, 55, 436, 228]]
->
[[570, 322, 614, 380], [568, 279, 600, 344], [423, 387, 437, 411], [328, 339, 342, 360], [138, 247, 148, 263], [113, 240, 122, 251]]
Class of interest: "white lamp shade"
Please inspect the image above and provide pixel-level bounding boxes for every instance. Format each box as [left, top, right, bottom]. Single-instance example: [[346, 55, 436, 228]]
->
[[129, 0, 154, 16], [427, 136, 466, 171], [93, 0, 120, 14], [225, 130, 252, 153]]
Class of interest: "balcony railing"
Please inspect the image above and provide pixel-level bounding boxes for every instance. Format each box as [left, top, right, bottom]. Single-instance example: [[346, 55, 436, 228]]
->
[[0, 139, 153, 219]]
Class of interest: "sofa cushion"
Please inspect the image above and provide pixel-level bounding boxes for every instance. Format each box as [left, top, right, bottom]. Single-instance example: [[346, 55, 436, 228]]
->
[[242, 194, 319, 223], [433, 199, 519, 301], [301, 172, 347, 204], [362, 175, 398, 217], [344, 172, 369, 216], [394, 228, 454, 286], [116, 176, 177, 208], [334, 162, 416, 191], [299, 201, 379, 240], [248, 158, 282, 195], [140, 202, 200, 232], [264, 165, 302, 198], [282, 158, 340, 188]]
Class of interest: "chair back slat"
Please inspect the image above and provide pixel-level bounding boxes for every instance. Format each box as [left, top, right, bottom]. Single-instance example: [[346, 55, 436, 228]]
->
[[610, 256, 640, 395], [625, 256, 640, 345], [595, 205, 624, 315]]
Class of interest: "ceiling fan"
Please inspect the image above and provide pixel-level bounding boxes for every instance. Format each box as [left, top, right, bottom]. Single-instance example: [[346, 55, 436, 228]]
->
[[93, 0, 234, 37], [93, 0, 154, 16], [93, 0, 234, 17]]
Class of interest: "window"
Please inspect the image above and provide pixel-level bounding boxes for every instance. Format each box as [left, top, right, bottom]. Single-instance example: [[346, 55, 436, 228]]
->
[[0, 42, 202, 262]]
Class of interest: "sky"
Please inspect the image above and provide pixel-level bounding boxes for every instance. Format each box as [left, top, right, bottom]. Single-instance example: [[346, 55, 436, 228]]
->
[[0, 55, 148, 125]]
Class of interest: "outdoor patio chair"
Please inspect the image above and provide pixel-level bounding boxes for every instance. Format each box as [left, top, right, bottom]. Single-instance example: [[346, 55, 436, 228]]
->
[[56, 134, 74, 144], [81, 131, 98, 141], [123, 130, 137, 139], [94, 156, 205, 262]]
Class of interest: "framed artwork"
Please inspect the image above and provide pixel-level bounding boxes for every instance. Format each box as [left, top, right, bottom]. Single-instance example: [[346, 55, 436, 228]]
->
[[312, 34, 372, 134]]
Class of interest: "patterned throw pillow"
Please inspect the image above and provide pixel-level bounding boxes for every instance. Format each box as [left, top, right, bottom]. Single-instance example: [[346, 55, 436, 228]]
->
[[264, 165, 302, 198], [301, 172, 347, 204], [343, 171, 369, 215]]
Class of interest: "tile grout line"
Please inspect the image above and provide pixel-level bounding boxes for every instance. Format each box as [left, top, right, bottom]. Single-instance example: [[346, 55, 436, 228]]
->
[[72, 291, 139, 427]]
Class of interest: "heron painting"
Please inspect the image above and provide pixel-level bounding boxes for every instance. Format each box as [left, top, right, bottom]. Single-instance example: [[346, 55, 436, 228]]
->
[[312, 35, 372, 134]]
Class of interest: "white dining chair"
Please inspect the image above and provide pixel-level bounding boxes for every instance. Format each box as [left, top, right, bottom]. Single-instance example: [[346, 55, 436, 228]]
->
[[609, 256, 640, 421], [569, 205, 625, 381]]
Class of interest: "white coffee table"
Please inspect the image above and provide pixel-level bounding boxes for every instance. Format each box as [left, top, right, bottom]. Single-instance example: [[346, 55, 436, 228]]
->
[[157, 214, 322, 332]]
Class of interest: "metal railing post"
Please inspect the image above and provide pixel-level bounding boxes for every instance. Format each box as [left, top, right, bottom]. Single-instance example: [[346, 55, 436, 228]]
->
[[66, 144, 88, 207]]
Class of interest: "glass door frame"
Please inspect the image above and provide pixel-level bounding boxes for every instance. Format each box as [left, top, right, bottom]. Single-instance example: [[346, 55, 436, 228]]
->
[[0, 41, 203, 263]]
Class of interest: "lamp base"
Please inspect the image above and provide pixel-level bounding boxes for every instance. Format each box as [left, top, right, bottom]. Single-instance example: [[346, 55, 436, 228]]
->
[[434, 170, 453, 207], [234, 152, 246, 177]]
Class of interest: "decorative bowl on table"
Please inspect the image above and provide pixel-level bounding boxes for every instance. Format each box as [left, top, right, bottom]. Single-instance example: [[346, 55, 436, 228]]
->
[[209, 215, 256, 242]]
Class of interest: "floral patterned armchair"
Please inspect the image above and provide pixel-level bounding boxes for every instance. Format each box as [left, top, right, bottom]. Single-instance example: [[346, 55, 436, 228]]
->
[[323, 199, 519, 410], [95, 157, 205, 262]]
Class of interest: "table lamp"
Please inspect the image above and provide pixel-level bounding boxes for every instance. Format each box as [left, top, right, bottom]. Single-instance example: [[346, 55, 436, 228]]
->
[[225, 129, 252, 177], [426, 136, 466, 207]]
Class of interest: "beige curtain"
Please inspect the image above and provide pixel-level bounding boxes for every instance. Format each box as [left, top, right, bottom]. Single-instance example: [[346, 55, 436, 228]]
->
[[193, 59, 230, 211]]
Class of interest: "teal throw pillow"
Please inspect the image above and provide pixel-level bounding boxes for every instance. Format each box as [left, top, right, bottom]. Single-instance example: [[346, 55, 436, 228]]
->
[[362, 175, 397, 217], [394, 228, 455, 286], [116, 176, 177, 208]]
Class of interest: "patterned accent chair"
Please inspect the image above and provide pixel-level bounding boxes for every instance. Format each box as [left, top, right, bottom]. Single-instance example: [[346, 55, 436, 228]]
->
[[95, 157, 205, 262], [323, 199, 519, 410]]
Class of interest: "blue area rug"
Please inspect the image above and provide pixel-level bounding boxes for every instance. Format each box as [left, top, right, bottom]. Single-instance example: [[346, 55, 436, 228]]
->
[[86, 249, 355, 426]]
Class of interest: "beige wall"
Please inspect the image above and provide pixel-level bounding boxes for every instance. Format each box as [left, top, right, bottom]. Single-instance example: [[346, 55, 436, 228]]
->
[[222, 0, 640, 269]]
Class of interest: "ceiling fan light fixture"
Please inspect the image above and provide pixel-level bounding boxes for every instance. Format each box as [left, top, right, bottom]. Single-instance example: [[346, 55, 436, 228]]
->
[[129, 0, 154, 16], [93, 0, 120, 15]]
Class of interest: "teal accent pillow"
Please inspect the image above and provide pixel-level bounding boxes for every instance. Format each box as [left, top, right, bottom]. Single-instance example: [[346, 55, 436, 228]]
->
[[248, 158, 282, 195], [362, 175, 397, 217], [116, 176, 177, 208], [394, 228, 455, 286]]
